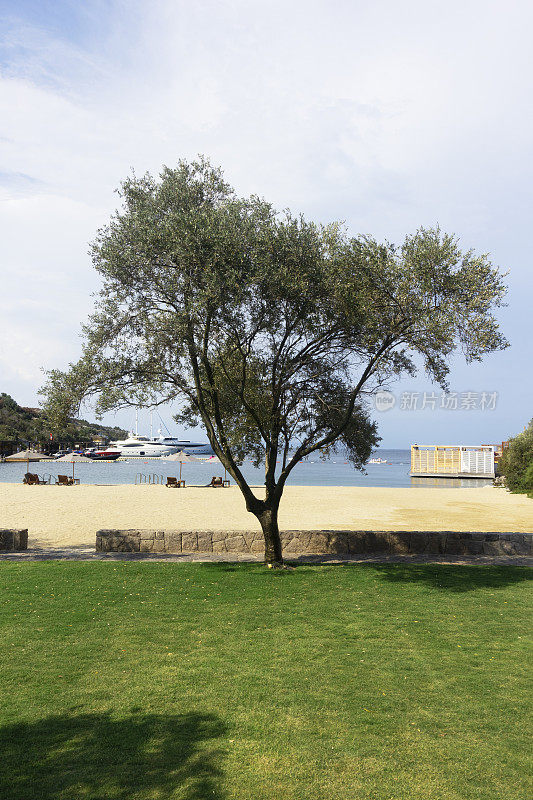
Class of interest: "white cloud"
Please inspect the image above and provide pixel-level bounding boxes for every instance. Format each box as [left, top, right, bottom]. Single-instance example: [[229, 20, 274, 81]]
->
[[0, 0, 531, 441]]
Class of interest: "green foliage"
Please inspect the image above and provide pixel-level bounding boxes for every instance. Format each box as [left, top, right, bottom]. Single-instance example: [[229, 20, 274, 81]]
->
[[524, 463, 533, 498], [498, 420, 533, 496], [40, 157, 508, 558], [0, 393, 126, 444]]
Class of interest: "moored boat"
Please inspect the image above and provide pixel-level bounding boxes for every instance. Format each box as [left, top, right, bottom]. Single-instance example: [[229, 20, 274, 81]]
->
[[84, 448, 122, 461], [107, 429, 213, 457]]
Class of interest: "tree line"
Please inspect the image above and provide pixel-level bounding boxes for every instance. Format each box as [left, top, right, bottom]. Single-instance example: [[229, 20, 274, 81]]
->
[[0, 393, 126, 447]]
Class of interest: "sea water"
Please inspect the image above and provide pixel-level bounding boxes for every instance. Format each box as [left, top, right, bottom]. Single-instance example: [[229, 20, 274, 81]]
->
[[0, 449, 493, 488]]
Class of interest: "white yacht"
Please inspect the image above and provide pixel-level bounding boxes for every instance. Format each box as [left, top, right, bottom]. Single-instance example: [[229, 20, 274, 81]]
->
[[109, 410, 213, 457], [108, 435, 177, 458], [109, 434, 213, 458], [157, 436, 213, 455]]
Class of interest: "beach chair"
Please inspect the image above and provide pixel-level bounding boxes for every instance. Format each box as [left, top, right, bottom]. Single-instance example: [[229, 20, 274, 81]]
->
[[23, 472, 40, 485], [57, 474, 75, 486], [166, 476, 183, 488], [209, 476, 224, 487]]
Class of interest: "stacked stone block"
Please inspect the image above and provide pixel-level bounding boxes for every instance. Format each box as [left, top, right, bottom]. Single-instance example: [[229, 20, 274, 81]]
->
[[0, 529, 28, 551], [96, 529, 532, 557]]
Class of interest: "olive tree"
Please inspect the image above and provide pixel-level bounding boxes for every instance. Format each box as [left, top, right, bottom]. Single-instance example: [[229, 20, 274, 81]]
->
[[42, 158, 508, 564]]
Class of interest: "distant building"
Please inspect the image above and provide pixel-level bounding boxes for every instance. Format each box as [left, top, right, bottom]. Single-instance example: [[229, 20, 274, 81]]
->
[[410, 445, 495, 478]]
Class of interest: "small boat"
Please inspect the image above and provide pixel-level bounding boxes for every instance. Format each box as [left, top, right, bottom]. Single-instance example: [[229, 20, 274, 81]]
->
[[84, 448, 122, 461], [369, 457, 388, 464]]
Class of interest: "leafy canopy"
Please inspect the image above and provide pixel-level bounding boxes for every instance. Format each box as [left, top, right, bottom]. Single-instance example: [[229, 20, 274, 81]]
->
[[42, 157, 508, 516]]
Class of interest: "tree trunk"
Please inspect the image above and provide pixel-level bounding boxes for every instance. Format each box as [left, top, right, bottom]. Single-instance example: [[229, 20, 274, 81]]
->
[[257, 506, 283, 566]]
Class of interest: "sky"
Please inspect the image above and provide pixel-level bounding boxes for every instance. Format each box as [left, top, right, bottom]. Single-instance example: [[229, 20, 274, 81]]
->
[[0, 0, 531, 448]]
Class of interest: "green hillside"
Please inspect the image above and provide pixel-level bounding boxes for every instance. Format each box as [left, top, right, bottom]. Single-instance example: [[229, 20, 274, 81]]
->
[[0, 394, 127, 445]]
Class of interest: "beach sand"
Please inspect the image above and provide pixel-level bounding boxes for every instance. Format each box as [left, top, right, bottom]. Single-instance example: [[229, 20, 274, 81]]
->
[[0, 484, 531, 548]]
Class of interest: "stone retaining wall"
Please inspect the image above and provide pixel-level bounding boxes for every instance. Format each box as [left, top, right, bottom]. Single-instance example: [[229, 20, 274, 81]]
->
[[0, 529, 28, 551], [96, 529, 532, 557]]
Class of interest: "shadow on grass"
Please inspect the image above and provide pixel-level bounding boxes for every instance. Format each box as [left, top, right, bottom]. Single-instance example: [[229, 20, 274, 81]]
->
[[0, 711, 227, 800], [247, 562, 533, 590], [364, 563, 533, 592]]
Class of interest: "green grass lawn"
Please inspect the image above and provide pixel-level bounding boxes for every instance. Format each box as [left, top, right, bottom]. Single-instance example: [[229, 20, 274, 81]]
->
[[0, 562, 531, 800]]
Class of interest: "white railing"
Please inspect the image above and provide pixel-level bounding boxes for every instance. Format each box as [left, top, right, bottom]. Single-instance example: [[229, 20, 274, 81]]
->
[[135, 473, 165, 484]]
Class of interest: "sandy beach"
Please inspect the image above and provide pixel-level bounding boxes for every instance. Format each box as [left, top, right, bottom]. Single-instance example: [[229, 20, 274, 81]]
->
[[0, 483, 531, 547]]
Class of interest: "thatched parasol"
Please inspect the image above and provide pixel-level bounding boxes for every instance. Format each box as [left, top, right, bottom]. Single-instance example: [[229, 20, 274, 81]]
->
[[6, 448, 49, 474], [161, 450, 199, 481], [204, 455, 229, 483], [5, 448, 47, 462], [55, 453, 93, 481]]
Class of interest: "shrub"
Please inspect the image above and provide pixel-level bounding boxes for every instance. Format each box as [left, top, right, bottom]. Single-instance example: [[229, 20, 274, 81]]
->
[[498, 420, 533, 496], [523, 462, 533, 499]]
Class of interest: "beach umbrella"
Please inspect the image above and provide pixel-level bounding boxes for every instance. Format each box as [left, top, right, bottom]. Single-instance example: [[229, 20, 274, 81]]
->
[[204, 455, 229, 483], [55, 453, 92, 462], [5, 448, 47, 462], [161, 450, 199, 482], [5, 448, 48, 475], [162, 451, 200, 462], [55, 452, 92, 481]]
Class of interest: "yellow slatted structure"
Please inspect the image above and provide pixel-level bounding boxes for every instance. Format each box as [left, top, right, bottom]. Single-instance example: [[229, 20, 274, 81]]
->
[[411, 445, 493, 476]]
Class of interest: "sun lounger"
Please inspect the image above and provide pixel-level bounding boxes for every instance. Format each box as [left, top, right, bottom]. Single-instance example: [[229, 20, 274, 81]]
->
[[56, 474, 80, 486], [23, 472, 44, 485], [209, 476, 224, 487], [166, 477, 185, 488]]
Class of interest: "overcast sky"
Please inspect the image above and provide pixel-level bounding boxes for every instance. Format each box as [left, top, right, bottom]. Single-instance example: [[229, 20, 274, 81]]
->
[[1, 0, 531, 447]]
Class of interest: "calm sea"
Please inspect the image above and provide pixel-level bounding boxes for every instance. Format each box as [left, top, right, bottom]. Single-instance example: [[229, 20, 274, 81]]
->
[[0, 448, 493, 488]]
